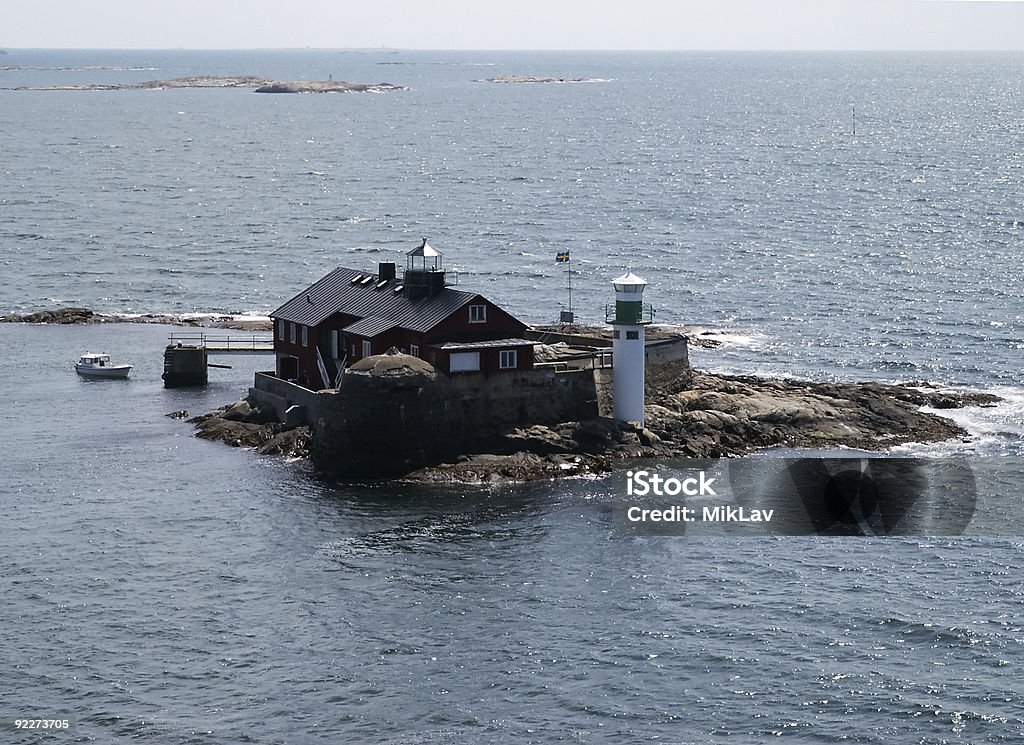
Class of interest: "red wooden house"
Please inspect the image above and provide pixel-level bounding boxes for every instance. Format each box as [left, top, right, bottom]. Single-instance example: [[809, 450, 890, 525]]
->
[[270, 240, 535, 388]]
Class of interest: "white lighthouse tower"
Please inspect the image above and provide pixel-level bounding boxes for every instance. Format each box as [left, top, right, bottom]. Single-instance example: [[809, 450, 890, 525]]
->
[[607, 271, 652, 426]]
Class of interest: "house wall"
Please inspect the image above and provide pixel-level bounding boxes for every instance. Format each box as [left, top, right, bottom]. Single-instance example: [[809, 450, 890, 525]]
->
[[425, 296, 528, 344], [272, 318, 321, 386], [273, 291, 533, 386], [343, 328, 428, 363], [435, 345, 535, 376]]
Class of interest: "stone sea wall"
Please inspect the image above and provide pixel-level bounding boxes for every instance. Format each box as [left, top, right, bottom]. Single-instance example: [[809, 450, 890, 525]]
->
[[309, 354, 599, 478]]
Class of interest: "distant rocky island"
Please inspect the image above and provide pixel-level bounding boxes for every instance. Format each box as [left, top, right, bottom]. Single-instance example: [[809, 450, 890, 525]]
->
[[0, 306, 269, 330], [483, 74, 604, 84], [7, 75, 408, 93], [1, 64, 153, 72]]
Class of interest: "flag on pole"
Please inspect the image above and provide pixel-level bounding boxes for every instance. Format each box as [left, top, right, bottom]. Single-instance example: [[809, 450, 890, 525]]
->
[[555, 250, 570, 263]]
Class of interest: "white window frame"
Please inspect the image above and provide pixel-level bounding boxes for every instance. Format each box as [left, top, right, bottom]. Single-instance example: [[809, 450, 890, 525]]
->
[[469, 304, 487, 323], [301, 325, 309, 347], [289, 322, 296, 344], [278, 319, 285, 341], [410, 344, 420, 357], [499, 349, 518, 369], [362, 340, 372, 358]]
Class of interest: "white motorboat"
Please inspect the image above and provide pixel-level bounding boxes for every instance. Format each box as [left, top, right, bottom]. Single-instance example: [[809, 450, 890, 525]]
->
[[75, 352, 132, 379]]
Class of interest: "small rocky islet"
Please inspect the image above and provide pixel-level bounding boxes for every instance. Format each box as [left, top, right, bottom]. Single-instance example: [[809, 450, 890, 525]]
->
[[7, 75, 407, 93], [8, 306, 1000, 483], [0, 307, 270, 330], [483, 74, 591, 84], [191, 356, 1000, 484]]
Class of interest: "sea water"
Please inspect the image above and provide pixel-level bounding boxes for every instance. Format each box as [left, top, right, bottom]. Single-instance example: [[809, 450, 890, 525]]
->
[[1, 50, 1023, 743]]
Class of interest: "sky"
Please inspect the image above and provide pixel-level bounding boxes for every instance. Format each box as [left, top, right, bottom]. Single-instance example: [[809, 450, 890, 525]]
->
[[3, 0, 1024, 51]]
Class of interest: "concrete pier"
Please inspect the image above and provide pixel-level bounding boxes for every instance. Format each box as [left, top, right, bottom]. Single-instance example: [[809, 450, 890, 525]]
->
[[163, 344, 208, 388], [162, 332, 273, 388]]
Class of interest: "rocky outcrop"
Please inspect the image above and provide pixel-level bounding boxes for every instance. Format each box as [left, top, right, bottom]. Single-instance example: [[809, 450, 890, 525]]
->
[[641, 370, 996, 458], [12, 75, 271, 91], [10, 76, 407, 93], [1, 307, 95, 324], [1, 306, 274, 329], [188, 398, 310, 458], [484, 75, 594, 84], [254, 81, 407, 94], [187, 345, 1001, 483], [404, 368, 1000, 483]]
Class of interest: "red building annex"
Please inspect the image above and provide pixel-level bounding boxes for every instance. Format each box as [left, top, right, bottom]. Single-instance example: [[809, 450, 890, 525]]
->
[[270, 239, 535, 388]]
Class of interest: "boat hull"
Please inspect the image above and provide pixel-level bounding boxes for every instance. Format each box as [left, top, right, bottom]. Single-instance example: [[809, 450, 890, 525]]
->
[[75, 364, 132, 379]]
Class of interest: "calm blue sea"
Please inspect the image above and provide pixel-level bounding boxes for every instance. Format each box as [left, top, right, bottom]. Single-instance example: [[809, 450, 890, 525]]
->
[[1, 50, 1023, 743]]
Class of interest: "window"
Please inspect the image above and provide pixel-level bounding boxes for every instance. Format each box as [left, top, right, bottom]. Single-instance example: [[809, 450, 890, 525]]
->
[[278, 319, 285, 341], [499, 349, 517, 369], [301, 325, 308, 347], [289, 322, 296, 344], [449, 351, 481, 372], [410, 344, 420, 357], [469, 304, 487, 323], [626, 330, 639, 340], [362, 340, 372, 358], [613, 330, 620, 339]]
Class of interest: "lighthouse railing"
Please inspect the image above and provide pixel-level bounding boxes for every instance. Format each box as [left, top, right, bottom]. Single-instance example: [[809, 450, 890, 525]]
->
[[604, 303, 655, 324]]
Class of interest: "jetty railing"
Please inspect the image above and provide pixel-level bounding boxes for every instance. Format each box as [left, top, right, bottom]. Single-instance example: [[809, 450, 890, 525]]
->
[[167, 332, 273, 353]]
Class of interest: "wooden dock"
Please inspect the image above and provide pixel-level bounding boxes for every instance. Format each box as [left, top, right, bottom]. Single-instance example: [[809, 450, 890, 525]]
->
[[167, 332, 273, 354]]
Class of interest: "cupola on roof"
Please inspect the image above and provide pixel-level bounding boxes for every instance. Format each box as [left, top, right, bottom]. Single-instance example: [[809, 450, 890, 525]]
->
[[408, 238, 441, 258]]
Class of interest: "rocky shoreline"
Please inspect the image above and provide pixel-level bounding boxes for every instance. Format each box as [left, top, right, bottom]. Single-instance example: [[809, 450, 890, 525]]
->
[[7, 306, 999, 482], [186, 358, 1000, 484], [179, 401, 312, 459], [1, 306, 273, 330], [8, 75, 407, 93]]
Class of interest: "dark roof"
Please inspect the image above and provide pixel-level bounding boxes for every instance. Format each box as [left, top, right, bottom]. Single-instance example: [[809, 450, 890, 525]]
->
[[342, 317, 398, 337], [272, 266, 480, 332], [408, 240, 441, 258], [434, 338, 536, 351]]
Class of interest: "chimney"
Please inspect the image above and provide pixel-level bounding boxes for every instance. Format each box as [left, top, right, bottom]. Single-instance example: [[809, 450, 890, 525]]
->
[[378, 262, 397, 281]]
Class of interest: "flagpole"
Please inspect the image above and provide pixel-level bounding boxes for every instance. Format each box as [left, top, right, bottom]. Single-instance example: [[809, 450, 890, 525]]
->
[[556, 250, 573, 323], [567, 255, 572, 316]]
